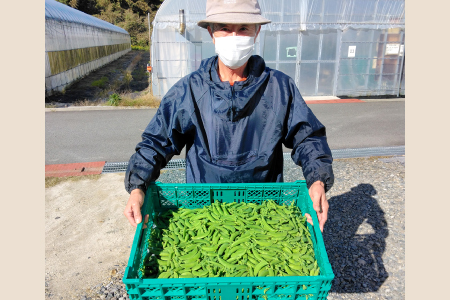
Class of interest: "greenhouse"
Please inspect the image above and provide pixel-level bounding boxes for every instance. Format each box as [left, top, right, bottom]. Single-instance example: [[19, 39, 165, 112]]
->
[[150, 0, 405, 98], [45, 0, 131, 96]]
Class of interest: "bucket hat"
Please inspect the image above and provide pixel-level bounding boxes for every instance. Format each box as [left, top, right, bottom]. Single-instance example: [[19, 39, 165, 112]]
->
[[197, 0, 271, 29]]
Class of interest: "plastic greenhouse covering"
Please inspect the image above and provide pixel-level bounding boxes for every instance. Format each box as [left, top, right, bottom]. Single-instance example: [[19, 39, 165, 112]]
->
[[150, 0, 405, 98], [45, 0, 130, 96]]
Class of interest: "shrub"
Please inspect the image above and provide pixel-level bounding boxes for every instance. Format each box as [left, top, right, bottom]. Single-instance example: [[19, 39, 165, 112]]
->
[[107, 93, 121, 106]]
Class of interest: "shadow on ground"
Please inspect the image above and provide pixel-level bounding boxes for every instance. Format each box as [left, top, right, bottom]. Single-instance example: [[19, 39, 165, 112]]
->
[[323, 183, 389, 293]]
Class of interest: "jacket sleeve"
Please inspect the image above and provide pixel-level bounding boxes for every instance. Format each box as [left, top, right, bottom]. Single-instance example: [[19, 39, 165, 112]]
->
[[283, 80, 334, 192], [124, 85, 193, 194]]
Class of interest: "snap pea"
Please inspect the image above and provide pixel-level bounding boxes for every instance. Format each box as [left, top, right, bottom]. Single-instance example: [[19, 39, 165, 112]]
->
[[141, 199, 320, 279]]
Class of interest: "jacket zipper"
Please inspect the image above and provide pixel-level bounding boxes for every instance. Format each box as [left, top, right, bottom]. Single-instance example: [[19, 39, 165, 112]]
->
[[231, 84, 235, 121]]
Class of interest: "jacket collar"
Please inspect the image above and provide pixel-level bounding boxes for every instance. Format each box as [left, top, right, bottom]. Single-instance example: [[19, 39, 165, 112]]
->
[[198, 55, 270, 121]]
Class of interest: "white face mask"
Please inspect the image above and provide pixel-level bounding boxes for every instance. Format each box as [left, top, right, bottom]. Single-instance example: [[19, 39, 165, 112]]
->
[[214, 35, 255, 69]]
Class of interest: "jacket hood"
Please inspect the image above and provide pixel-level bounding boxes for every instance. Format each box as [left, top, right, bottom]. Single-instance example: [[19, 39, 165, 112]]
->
[[196, 55, 271, 121]]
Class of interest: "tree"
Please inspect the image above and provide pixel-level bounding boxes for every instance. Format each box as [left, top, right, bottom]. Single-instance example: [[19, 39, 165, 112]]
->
[[55, 0, 163, 47]]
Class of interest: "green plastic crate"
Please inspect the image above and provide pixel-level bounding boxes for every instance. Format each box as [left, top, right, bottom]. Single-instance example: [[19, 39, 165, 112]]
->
[[123, 181, 334, 300]]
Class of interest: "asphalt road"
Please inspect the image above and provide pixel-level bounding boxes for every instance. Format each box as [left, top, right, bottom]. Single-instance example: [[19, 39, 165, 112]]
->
[[45, 101, 405, 164]]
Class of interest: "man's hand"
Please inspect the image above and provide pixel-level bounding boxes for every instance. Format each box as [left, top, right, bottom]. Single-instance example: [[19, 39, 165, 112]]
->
[[304, 180, 329, 232], [124, 189, 147, 227]]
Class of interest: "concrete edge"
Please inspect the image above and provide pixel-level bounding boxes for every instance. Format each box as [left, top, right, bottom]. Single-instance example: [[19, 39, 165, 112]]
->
[[45, 106, 155, 112], [360, 98, 405, 102], [45, 98, 405, 112]]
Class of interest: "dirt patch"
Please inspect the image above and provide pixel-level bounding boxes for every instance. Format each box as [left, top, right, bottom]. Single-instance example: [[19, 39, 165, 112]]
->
[[45, 50, 151, 105], [45, 173, 135, 300]]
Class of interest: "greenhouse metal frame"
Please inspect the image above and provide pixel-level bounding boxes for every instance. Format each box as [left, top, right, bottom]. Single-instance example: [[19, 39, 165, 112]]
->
[[45, 0, 131, 96], [150, 0, 405, 98]]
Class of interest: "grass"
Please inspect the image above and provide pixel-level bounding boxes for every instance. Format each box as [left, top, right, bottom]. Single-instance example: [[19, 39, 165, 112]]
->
[[45, 103, 57, 108], [45, 174, 102, 188], [131, 45, 149, 51], [91, 76, 109, 88], [132, 66, 148, 81], [115, 91, 161, 107], [73, 98, 105, 106]]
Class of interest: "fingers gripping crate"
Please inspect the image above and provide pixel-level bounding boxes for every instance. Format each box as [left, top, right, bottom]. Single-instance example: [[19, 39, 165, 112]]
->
[[123, 181, 334, 300]]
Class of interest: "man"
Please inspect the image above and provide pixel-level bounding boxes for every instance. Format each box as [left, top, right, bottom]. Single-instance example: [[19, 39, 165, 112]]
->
[[123, 0, 334, 232]]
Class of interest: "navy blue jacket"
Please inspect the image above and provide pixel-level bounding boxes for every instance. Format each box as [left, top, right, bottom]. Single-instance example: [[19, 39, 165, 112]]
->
[[125, 55, 334, 193]]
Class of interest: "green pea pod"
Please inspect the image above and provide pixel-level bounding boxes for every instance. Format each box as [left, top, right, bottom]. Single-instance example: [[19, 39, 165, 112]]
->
[[179, 272, 193, 278], [284, 265, 297, 276], [258, 268, 270, 277], [159, 255, 171, 261], [255, 234, 270, 240], [242, 207, 253, 214], [181, 261, 198, 269], [301, 255, 315, 262], [282, 247, 293, 255], [202, 244, 219, 252], [223, 246, 241, 260], [260, 217, 277, 232], [314, 267, 320, 276], [247, 264, 255, 277], [299, 246, 308, 255], [156, 259, 170, 266], [192, 264, 202, 271], [253, 260, 268, 276], [211, 204, 220, 216], [208, 261, 224, 270], [229, 231, 240, 242], [192, 268, 209, 277], [258, 249, 277, 257], [185, 244, 198, 253], [248, 258, 260, 266], [297, 221, 310, 236], [230, 236, 251, 248], [266, 219, 279, 225], [223, 225, 237, 233], [204, 251, 219, 257], [179, 248, 199, 261], [254, 239, 272, 247], [258, 253, 277, 262], [221, 205, 230, 216], [231, 247, 247, 258], [192, 230, 211, 240], [233, 269, 247, 277], [251, 248, 265, 262], [289, 263, 304, 272], [218, 257, 236, 271]]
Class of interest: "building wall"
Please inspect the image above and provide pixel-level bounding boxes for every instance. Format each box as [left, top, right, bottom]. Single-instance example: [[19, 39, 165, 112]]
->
[[150, 0, 405, 98]]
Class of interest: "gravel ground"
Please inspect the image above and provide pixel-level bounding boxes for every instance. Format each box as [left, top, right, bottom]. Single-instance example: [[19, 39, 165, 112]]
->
[[78, 156, 405, 300]]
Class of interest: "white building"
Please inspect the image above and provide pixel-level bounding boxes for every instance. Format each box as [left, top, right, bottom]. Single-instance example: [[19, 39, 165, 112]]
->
[[150, 0, 405, 98], [45, 0, 131, 96]]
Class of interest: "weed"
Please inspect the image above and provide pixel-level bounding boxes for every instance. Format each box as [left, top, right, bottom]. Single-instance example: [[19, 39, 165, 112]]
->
[[73, 98, 104, 106], [91, 76, 109, 88], [132, 66, 148, 81], [116, 91, 160, 107], [45, 103, 57, 108], [123, 71, 133, 88], [107, 93, 121, 106], [131, 45, 149, 51]]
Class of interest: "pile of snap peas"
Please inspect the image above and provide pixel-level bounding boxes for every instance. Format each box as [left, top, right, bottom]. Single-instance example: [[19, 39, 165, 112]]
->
[[139, 200, 320, 279]]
